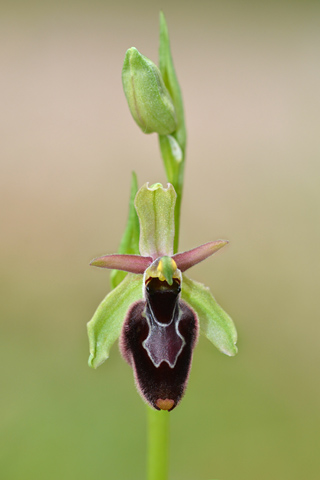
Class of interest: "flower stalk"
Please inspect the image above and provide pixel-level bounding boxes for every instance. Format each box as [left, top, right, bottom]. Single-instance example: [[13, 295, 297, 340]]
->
[[158, 11, 186, 253], [147, 408, 170, 480]]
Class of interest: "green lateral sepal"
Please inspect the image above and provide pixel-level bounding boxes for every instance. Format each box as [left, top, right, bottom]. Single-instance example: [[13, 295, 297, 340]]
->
[[87, 273, 143, 368], [181, 274, 238, 356]]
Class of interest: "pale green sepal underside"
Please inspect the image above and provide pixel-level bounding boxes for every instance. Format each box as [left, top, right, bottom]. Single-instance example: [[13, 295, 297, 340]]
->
[[134, 183, 176, 259], [181, 274, 238, 356], [110, 172, 140, 289], [87, 273, 143, 368]]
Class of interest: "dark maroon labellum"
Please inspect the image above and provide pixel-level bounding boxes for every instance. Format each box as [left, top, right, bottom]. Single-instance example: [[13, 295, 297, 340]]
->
[[120, 278, 198, 411]]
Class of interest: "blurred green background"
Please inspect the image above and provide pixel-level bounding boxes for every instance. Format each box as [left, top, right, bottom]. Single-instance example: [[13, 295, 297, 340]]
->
[[1, 1, 319, 479]]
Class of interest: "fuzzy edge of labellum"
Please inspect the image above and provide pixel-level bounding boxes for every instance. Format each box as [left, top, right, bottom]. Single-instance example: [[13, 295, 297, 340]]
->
[[119, 273, 199, 411]]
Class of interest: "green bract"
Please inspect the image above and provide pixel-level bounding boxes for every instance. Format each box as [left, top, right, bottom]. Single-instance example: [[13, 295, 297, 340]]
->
[[122, 47, 177, 135], [88, 183, 237, 410], [110, 172, 140, 289]]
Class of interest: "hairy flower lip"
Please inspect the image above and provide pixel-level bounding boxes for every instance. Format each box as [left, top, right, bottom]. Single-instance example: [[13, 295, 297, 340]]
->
[[119, 295, 199, 411]]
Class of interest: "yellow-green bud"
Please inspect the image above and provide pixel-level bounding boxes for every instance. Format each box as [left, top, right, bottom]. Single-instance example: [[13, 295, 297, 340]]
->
[[122, 47, 177, 135]]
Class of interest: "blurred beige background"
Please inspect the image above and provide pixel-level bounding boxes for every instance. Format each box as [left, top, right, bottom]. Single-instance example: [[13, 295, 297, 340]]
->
[[1, 1, 319, 479]]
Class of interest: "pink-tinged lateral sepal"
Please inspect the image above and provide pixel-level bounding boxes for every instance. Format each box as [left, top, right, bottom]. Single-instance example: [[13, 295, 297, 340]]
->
[[173, 240, 229, 272], [119, 279, 199, 411], [90, 254, 152, 274]]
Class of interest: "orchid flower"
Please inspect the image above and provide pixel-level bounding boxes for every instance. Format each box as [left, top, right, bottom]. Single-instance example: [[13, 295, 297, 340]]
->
[[87, 183, 237, 411]]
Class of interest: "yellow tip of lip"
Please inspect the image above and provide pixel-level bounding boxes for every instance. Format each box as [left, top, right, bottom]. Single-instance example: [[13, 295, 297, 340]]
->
[[156, 398, 175, 410]]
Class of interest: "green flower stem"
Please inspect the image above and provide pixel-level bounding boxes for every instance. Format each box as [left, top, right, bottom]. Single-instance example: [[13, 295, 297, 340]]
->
[[158, 133, 185, 254], [146, 13, 186, 479], [172, 158, 185, 254], [158, 13, 186, 254], [147, 407, 170, 480]]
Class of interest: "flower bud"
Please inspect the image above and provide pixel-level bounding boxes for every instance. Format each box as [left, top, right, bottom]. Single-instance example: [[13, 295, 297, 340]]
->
[[122, 47, 177, 135]]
